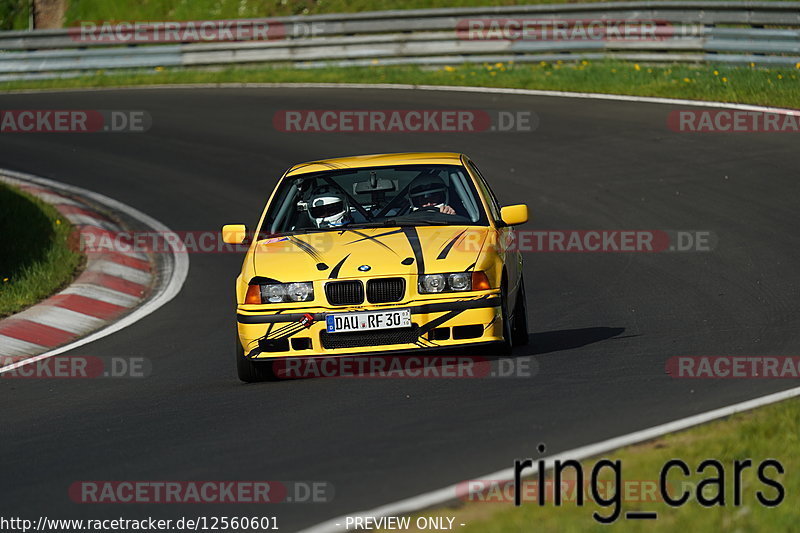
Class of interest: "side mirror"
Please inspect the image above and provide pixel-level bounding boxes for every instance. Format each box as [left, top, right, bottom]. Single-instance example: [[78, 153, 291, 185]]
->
[[221, 224, 247, 244], [499, 205, 528, 226]]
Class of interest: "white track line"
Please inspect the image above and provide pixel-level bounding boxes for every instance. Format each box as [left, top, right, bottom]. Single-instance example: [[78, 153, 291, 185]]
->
[[0, 168, 189, 375], [5, 82, 799, 116]]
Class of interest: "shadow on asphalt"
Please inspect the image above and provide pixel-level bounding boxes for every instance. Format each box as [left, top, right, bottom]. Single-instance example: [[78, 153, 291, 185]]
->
[[527, 327, 627, 356]]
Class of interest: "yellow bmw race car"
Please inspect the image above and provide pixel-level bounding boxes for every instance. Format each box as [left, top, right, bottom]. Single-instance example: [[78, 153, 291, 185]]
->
[[222, 152, 529, 382]]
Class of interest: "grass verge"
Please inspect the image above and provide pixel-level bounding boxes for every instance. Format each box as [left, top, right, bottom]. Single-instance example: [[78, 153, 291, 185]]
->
[[0, 182, 82, 318], [2, 60, 799, 109], [392, 398, 797, 531], [61, 0, 792, 25]]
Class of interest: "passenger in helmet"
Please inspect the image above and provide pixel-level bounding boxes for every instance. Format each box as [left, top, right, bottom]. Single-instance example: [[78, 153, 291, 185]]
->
[[408, 175, 456, 215], [308, 186, 351, 228]]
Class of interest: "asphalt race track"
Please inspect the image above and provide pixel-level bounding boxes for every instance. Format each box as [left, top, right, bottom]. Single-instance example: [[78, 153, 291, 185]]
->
[[1, 87, 799, 531]]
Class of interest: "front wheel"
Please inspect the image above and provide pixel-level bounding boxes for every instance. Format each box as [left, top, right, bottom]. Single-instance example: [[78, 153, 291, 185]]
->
[[500, 282, 514, 354], [236, 335, 275, 383], [511, 277, 529, 346]]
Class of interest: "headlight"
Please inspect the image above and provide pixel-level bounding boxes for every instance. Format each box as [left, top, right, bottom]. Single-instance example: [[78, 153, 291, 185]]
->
[[420, 274, 446, 293], [419, 272, 489, 294], [448, 272, 471, 291], [286, 282, 313, 302], [263, 284, 287, 303], [245, 281, 314, 304]]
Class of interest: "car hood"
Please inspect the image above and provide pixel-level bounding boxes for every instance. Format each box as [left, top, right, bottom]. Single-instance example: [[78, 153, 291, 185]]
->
[[250, 226, 490, 281]]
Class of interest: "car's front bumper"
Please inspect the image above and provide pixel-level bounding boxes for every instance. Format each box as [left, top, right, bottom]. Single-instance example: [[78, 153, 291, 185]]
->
[[236, 292, 503, 359]]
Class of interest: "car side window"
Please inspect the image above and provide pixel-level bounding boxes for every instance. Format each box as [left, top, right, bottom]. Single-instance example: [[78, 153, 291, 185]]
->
[[467, 161, 502, 222]]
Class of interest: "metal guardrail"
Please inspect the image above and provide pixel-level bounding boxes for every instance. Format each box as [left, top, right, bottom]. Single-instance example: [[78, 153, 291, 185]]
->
[[1, 1, 799, 81]]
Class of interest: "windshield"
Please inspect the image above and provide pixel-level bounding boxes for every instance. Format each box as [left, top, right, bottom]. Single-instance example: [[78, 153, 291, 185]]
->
[[263, 164, 489, 235]]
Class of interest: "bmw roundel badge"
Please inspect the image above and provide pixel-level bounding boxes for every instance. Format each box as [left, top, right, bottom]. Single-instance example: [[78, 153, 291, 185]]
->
[[358, 265, 371, 272]]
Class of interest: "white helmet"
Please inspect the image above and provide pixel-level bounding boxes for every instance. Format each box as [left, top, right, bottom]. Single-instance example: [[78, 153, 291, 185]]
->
[[308, 186, 349, 228], [409, 175, 449, 211]]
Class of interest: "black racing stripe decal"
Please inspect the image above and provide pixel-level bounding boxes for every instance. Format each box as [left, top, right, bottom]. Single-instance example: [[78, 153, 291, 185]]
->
[[464, 262, 477, 272], [344, 229, 398, 255], [401, 227, 425, 276], [437, 230, 467, 260], [238, 312, 326, 324], [236, 297, 500, 324], [417, 295, 493, 337], [417, 308, 464, 337], [411, 296, 499, 315], [266, 321, 303, 338], [329, 254, 351, 279], [287, 236, 323, 262], [267, 323, 306, 340]]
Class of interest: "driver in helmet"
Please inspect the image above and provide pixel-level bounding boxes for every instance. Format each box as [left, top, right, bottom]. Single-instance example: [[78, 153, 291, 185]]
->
[[408, 175, 456, 215], [307, 186, 352, 228]]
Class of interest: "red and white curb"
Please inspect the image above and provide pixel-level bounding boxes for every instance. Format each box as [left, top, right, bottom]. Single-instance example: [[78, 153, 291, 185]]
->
[[0, 169, 188, 371]]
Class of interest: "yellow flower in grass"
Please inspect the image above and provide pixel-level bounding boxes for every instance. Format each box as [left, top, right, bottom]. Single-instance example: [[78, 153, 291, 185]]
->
[[611, 68, 617, 73], [2, 278, 8, 283], [154, 66, 165, 72], [494, 62, 504, 68], [581, 60, 589, 66], [750, 62, 756, 68], [683, 77, 691, 83], [55, 219, 61, 225], [777, 74, 783, 80], [634, 64, 640, 71], [713, 70, 719, 76], [443, 65, 456, 72], [539, 61, 547, 67], [722, 77, 728, 82], [795, 62, 800, 69]]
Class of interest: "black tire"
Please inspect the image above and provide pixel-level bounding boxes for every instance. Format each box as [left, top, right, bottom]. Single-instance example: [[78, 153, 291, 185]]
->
[[511, 277, 529, 346], [500, 280, 513, 354], [236, 335, 275, 383]]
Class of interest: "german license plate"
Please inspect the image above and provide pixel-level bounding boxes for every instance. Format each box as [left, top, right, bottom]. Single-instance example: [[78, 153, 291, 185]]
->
[[326, 308, 411, 333]]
